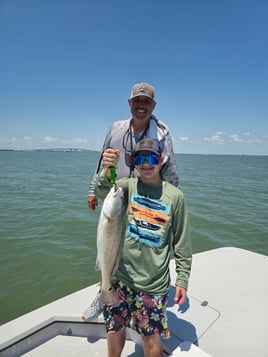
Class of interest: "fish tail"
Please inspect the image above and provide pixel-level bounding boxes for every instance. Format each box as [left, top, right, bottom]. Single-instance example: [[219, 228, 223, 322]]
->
[[99, 287, 123, 306]]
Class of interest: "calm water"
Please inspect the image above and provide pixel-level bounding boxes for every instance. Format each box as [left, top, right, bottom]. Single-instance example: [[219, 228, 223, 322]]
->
[[0, 151, 267, 324]]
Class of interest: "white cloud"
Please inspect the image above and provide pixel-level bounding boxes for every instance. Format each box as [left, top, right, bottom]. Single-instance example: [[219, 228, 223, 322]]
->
[[229, 134, 244, 142], [8, 136, 18, 143], [73, 137, 88, 144], [42, 136, 66, 144], [215, 131, 225, 136], [43, 136, 59, 143], [203, 133, 225, 145], [179, 136, 190, 142]]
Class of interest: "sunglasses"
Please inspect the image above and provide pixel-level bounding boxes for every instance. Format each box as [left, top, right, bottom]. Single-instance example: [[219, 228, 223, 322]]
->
[[134, 154, 160, 166]]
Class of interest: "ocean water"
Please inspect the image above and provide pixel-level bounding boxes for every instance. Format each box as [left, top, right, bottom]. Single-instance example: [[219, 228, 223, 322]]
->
[[0, 151, 267, 324]]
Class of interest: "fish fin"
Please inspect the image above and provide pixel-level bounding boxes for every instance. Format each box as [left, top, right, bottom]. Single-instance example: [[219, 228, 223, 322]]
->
[[99, 287, 123, 306], [95, 257, 100, 271]]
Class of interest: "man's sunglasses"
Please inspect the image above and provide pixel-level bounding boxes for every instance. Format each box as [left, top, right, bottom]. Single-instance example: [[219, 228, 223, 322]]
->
[[134, 154, 160, 166]]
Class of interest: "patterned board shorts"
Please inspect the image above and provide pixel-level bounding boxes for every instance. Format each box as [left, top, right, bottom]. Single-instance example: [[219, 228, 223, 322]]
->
[[103, 280, 171, 339]]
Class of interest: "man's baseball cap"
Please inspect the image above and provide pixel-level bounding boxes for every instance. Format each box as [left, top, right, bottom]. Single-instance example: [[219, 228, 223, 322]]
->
[[130, 82, 155, 100], [134, 139, 161, 155]]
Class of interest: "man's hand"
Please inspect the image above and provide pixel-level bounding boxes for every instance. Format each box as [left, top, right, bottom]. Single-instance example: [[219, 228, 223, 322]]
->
[[174, 286, 187, 305], [88, 149, 119, 210], [102, 148, 120, 167], [88, 195, 98, 210]]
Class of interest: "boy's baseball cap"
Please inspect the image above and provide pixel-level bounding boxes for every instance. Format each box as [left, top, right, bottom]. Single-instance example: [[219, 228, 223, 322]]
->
[[130, 82, 155, 100], [134, 139, 161, 155]]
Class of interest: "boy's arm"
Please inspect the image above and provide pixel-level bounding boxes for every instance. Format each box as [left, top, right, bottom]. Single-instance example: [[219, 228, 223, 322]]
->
[[172, 195, 192, 291], [94, 169, 113, 200]]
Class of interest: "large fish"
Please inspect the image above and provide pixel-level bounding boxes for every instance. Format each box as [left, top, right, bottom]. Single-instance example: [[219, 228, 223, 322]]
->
[[96, 185, 124, 305]]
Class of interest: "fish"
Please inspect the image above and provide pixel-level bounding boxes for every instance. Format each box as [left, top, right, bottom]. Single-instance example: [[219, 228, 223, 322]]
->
[[96, 185, 124, 306]]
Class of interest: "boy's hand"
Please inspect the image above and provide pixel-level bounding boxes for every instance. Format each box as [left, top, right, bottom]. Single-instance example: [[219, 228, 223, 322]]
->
[[174, 286, 187, 305]]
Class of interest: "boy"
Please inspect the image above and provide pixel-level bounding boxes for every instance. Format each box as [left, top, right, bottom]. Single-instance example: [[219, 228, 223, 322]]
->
[[95, 138, 192, 357]]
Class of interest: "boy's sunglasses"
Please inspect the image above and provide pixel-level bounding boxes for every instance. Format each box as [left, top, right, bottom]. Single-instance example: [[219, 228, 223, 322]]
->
[[134, 154, 160, 166]]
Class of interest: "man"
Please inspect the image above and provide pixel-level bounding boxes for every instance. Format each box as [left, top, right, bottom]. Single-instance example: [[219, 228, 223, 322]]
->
[[88, 82, 179, 210], [94, 138, 192, 357], [84, 82, 179, 320]]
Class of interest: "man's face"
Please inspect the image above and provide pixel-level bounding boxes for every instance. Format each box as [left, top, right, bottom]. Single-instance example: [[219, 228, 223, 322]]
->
[[128, 96, 156, 122]]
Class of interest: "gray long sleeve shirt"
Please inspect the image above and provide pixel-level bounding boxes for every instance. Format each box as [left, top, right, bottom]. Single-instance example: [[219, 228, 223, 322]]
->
[[88, 116, 179, 196]]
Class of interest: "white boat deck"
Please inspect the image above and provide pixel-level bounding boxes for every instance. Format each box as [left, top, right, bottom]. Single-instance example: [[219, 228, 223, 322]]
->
[[0, 247, 267, 356]]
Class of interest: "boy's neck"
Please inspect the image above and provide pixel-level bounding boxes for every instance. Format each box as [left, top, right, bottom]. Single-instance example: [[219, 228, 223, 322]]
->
[[140, 176, 163, 186]]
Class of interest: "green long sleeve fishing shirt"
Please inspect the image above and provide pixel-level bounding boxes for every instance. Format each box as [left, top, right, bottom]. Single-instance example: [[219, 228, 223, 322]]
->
[[95, 172, 192, 295]]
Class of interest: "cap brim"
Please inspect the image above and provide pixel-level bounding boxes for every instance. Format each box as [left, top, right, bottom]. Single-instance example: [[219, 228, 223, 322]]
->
[[130, 94, 154, 100], [135, 148, 160, 155]]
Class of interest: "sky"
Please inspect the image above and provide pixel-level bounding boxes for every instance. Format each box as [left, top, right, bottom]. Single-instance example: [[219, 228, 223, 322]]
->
[[0, 0, 268, 155]]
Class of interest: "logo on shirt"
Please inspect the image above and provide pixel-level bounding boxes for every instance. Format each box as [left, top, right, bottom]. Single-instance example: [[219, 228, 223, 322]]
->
[[128, 194, 170, 248]]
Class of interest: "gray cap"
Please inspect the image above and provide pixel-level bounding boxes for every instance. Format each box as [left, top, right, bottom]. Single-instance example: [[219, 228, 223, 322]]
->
[[134, 139, 160, 155], [130, 82, 155, 100]]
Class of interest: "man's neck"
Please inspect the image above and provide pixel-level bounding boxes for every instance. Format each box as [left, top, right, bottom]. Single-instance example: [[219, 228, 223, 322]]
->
[[131, 118, 150, 135]]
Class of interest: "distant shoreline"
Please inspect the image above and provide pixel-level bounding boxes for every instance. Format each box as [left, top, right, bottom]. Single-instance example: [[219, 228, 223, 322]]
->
[[0, 148, 98, 153], [0, 148, 267, 156]]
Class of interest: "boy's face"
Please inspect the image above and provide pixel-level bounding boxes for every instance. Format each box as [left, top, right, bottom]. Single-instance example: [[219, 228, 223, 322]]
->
[[134, 151, 163, 181]]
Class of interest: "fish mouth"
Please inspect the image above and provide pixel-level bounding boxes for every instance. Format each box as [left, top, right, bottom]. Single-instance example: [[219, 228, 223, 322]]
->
[[111, 184, 123, 197]]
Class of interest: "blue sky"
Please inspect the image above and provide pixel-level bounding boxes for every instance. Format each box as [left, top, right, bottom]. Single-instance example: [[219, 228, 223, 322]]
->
[[1, 0, 267, 155]]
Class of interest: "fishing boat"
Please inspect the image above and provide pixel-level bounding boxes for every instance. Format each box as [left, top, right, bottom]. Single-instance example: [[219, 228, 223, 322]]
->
[[0, 247, 267, 356]]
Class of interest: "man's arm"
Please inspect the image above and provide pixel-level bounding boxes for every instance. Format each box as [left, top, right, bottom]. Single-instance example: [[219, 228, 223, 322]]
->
[[87, 126, 113, 209], [161, 133, 180, 188]]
